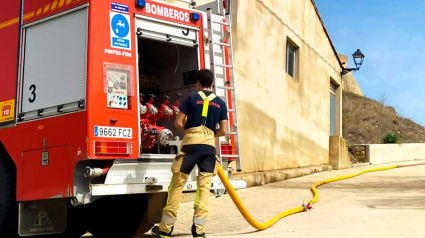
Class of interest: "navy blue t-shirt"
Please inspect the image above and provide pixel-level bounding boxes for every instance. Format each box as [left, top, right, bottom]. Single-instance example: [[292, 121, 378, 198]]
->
[[179, 90, 228, 133]]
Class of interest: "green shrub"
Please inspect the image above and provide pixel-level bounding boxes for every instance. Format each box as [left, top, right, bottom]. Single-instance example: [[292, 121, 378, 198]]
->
[[383, 132, 400, 144]]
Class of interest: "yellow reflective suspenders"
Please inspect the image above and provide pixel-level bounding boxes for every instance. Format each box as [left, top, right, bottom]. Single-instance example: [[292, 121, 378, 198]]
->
[[198, 91, 216, 125]]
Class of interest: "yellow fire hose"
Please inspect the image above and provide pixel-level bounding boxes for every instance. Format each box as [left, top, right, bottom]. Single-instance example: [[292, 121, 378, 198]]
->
[[217, 163, 423, 231]]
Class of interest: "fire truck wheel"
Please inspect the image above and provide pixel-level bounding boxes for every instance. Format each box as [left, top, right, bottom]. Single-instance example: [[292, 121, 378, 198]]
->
[[62, 204, 89, 238], [0, 154, 18, 238], [134, 208, 155, 235], [87, 194, 148, 238]]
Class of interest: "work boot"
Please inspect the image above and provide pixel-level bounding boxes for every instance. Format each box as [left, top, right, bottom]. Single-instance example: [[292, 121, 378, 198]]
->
[[191, 224, 206, 238], [152, 225, 173, 238]]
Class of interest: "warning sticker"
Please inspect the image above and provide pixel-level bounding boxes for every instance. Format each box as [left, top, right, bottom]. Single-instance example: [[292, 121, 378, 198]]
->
[[110, 2, 131, 50], [0, 99, 15, 124]]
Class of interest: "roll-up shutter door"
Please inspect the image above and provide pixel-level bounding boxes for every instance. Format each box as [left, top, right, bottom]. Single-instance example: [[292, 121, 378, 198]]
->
[[135, 15, 198, 47], [21, 8, 88, 120]]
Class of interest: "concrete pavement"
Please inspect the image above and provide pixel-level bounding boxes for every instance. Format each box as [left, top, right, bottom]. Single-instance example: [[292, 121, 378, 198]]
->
[[143, 162, 425, 238]]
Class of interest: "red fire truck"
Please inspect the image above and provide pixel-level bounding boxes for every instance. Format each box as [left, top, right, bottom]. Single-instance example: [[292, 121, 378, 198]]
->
[[0, 0, 244, 237]]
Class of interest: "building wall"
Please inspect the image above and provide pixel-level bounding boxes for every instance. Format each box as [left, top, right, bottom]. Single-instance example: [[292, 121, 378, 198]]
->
[[231, 0, 342, 173], [168, 0, 344, 173]]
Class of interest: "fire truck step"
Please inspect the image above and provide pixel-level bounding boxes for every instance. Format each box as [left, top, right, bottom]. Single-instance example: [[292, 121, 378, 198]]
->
[[89, 180, 246, 196]]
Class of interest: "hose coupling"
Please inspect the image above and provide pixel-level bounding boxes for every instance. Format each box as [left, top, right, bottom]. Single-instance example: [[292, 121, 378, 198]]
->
[[302, 202, 313, 211], [84, 167, 109, 178]]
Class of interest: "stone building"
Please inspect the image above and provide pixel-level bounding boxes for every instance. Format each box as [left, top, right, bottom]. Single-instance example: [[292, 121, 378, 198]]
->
[[170, 0, 351, 179]]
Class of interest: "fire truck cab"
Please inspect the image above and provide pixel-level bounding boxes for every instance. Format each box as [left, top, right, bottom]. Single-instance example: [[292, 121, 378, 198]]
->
[[0, 0, 244, 237]]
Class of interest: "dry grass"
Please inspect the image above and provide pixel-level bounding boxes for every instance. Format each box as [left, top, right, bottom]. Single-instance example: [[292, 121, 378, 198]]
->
[[343, 91, 425, 145]]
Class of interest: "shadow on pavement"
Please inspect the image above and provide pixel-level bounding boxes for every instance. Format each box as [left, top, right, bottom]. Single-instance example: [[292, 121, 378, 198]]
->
[[365, 197, 425, 210]]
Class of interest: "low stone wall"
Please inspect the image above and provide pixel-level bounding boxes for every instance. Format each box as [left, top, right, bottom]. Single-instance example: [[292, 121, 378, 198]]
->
[[350, 143, 425, 165], [349, 145, 368, 163], [367, 143, 425, 164]]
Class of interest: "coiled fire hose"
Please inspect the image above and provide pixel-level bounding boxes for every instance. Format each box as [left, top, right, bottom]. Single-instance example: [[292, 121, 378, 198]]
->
[[217, 162, 425, 231]]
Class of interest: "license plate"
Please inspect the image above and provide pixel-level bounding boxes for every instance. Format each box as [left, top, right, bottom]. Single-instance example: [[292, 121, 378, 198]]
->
[[94, 126, 132, 139]]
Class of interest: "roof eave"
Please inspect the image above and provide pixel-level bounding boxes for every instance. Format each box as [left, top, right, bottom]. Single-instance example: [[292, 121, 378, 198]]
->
[[310, 0, 344, 70]]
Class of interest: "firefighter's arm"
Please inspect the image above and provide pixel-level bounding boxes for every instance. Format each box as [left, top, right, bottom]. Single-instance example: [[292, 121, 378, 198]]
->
[[174, 111, 186, 132], [215, 120, 229, 137]]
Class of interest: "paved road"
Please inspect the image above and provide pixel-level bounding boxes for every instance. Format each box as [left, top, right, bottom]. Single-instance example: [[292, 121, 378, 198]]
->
[[139, 162, 425, 238]]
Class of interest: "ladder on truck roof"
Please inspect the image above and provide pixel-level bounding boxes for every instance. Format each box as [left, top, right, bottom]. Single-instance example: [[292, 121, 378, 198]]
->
[[205, 2, 242, 172]]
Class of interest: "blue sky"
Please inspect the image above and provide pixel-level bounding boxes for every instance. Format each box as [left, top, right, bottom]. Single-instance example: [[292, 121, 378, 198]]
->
[[315, 0, 425, 126]]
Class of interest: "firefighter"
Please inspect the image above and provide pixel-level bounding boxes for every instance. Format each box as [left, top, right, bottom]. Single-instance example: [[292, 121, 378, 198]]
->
[[154, 69, 229, 238]]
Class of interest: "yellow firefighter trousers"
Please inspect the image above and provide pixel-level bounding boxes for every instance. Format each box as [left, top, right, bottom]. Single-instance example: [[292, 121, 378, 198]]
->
[[159, 126, 219, 235]]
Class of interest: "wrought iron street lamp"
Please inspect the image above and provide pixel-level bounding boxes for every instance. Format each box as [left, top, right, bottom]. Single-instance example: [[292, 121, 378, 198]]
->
[[341, 49, 365, 75]]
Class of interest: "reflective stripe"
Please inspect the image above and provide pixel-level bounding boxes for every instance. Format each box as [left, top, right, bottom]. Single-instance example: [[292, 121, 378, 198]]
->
[[197, 91, 217, 125], [198, 91, 207, 100], [202, 99, 209, 118], [166, 182, 173, 204], [194, 187, 200, 208], [162, 213, 177, 224], [207, 94, 216, 101], [193, 217, 206, 225], [203, 94, 217, 118]]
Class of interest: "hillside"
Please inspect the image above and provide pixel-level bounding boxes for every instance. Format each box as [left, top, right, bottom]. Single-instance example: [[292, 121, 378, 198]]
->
[[343, 91, 425, 145]]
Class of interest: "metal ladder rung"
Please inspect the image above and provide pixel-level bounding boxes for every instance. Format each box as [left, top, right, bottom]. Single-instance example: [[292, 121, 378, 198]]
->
[[228, 108, 236, 112], [221, 155, 239, 158], [215, 63, 233, 69], [215, 42, 231, 47], [227, 132, 237, 135], [217, 86, 234, 90], [212, 20, 229, 26]]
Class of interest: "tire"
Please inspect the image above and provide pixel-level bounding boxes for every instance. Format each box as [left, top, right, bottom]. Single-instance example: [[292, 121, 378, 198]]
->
[[87, 194, 148, 238], [134, 208, 155, 235], [59, 204, 89, 238], [0, 154, 18, 238]]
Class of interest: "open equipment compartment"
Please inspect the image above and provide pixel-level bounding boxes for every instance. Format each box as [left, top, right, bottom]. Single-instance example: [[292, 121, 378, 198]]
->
[[137, 35, 200, 156]]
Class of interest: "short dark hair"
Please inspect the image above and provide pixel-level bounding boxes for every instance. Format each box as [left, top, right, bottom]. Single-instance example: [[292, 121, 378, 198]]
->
[[194, 69, 214, 88]]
